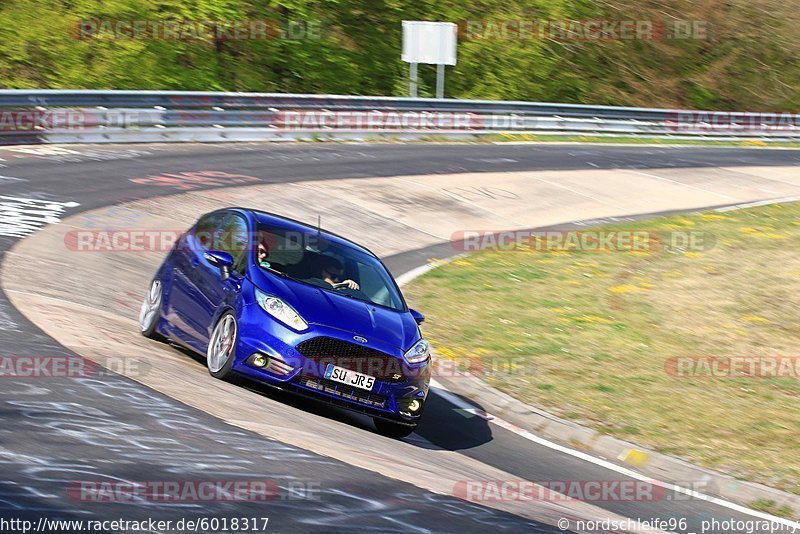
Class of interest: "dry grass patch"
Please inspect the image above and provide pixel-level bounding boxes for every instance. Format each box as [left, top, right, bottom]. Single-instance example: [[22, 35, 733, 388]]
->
[[405, 202, 800, 494]]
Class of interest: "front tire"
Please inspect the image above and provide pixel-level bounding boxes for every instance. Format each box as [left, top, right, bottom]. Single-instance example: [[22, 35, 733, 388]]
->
[[373, 418, 417, 438], [207, 311, 238, 380], [139, 279, 164, 340]]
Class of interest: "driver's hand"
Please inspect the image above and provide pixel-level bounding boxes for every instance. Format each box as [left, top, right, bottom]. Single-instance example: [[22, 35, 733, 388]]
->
[[341, 279, 359, 290]]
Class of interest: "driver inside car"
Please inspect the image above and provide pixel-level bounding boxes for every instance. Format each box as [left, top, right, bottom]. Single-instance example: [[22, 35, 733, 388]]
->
[[319, 256, 359, 290], [257, 242, 270, 267]]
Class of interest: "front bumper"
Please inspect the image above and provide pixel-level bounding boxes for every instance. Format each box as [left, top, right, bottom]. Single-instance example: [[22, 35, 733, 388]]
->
[[232, 306, 430, 424]]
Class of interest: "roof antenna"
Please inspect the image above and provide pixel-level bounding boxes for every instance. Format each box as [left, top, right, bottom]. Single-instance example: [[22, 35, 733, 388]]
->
[[317, 214, 321, 237]]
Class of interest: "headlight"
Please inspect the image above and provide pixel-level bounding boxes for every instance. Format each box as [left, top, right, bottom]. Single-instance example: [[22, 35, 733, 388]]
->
[[255, 289, 308, 331], [404, 339, 430, 364]]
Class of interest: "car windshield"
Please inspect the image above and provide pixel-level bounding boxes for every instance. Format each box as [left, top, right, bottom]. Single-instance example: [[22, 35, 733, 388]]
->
[[254, 222, 405, 312]]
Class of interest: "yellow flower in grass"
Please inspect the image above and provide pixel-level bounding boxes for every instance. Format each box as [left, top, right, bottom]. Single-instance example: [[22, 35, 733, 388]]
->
[[760, 233, 787, 239], [572, 315, 613, 324], [608, 284, 645, 294], [738, 226, 784, 238], [742, 139, 767, 147], [700, 213, 733, 221], [435, 346, 458, 359]]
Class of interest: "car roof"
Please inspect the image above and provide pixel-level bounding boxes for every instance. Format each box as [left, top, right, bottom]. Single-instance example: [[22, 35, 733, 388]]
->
[[232, 208, 378, 258]]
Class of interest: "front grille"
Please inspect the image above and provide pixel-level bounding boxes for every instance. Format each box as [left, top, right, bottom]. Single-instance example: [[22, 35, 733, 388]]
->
[[296, 336, 404, 380], [298, 375, 387, 409]]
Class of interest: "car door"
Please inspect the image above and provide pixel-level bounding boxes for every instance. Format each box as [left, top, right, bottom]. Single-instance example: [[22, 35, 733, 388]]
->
[[166, 212, 225, 349], [189, 211, 249, 347], [170, 210, 247, 350]]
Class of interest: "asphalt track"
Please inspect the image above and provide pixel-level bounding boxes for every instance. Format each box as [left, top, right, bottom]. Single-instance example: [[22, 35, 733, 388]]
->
[[1, 142, 800, 534]]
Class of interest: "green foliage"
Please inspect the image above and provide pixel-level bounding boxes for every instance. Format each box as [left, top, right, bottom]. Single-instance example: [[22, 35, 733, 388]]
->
[[0, 0, 796, 110]]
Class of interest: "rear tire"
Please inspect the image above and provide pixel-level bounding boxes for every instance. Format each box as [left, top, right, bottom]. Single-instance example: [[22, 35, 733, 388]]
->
[[207, 311, 238, 381], [139, 279, 164, 341], [373, 418, 416, 438]]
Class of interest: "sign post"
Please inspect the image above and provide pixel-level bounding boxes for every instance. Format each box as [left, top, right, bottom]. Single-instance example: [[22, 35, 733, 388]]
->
[[436, 64, 445, 99], [401, 21, 457, 99], [410, 62, 418, 98]]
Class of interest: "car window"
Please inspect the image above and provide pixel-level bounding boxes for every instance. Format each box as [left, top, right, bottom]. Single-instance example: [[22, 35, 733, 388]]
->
[[357, 262, 394, 308], [193, 211, 250, 275], [256, 222, 405, 311], [258, 229, 305, 268], [194, 212, 225, 251], [221, 212, 250, 274]]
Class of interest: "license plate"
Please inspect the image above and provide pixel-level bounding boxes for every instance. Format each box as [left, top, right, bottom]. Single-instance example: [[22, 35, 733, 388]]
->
[[324, 364, 376, 391]]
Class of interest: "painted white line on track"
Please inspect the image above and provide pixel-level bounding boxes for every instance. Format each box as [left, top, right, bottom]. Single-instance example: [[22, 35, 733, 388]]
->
[[431, 382, 494, 421], [395, 261, 449, 287], [430, 380, 798, 530]]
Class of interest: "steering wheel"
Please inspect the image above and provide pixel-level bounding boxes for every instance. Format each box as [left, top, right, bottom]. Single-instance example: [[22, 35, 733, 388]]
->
[[332, 282, 354, 290]]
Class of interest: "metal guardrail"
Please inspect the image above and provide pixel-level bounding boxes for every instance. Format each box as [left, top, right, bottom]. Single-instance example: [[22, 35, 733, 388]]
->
[[0, 90, 797, 144]]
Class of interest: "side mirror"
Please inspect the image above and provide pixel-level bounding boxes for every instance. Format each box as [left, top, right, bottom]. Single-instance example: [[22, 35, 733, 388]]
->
[[410, 309, 425, 325], [204, 251, 234, 280]]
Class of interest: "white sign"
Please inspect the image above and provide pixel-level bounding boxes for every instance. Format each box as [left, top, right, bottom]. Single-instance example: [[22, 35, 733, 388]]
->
[[402, 21, 457, 66]]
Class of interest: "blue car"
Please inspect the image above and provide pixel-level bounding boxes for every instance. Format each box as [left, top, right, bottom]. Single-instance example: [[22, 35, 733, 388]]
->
[[139, 208, 431, 437]]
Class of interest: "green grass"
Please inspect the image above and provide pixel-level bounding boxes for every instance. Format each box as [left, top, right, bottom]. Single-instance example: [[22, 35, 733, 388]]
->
[[467, 134, 800, 147], [405, 202, 800, 497], [331, 134, 800, 148], [750, 499, 795, 519]]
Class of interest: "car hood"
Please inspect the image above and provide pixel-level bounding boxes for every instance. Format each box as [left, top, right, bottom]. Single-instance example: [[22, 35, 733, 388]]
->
[[250, 270, 419, 352]]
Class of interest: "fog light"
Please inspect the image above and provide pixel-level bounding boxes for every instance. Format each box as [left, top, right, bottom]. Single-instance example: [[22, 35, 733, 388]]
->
[[408, 399, 421, 413], [252, 354, 268, 368]]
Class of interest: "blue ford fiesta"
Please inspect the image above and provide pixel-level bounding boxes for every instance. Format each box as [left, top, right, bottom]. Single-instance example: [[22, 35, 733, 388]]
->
[[139, 208, 431, 437]]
